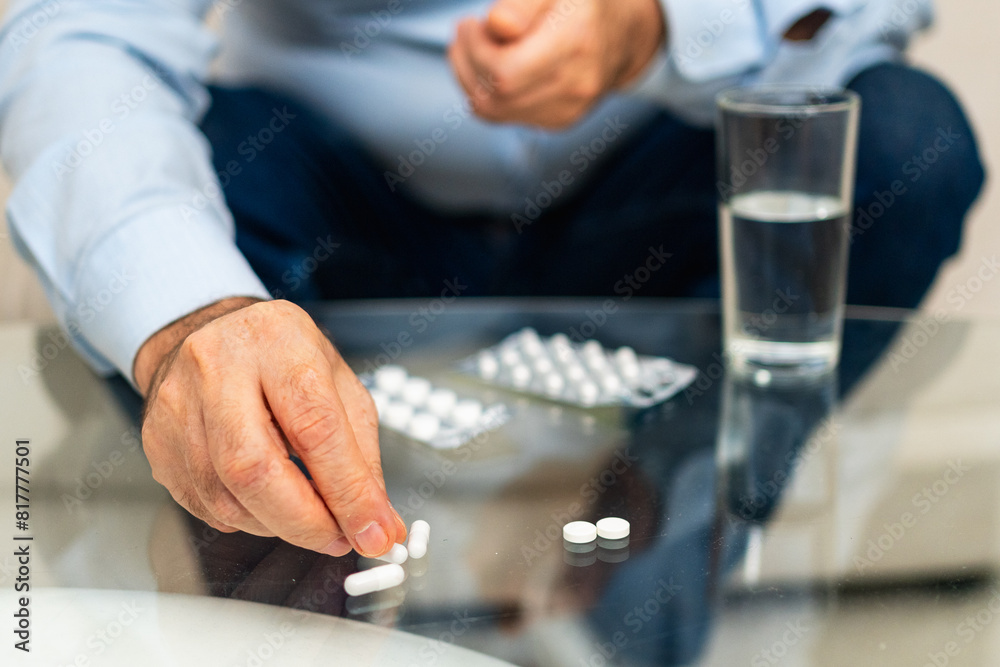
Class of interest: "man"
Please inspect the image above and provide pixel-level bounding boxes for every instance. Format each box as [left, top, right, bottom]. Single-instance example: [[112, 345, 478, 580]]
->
[[0, 0, 983, 559]]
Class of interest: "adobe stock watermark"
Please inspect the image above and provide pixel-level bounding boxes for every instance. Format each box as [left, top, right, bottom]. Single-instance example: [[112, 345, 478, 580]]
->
[[563, 244, 673, 342], [854, 459, 969, 573], [51, 73, 161, 180], [356, 277, 468, 375], [403, 610, 477, 667], [61, 426, 143, 513], [887, 254, 999, 373], [231, 622, 295, 667], [266, 235, 341, 299], [512, 116, 629, 233], [519, 448, 638, 566], [850, 126, 961, 243], [750, 619, 810, 666], [384, 74, 499, 193], [52, 599, 145, 667], [18, 267, 135, 383], [181, 106, 297, 221], [6, 0, 65, 51], [339, 0, 414, 58], [919, 587, 1000, 667], [579, 578, 682, 667]]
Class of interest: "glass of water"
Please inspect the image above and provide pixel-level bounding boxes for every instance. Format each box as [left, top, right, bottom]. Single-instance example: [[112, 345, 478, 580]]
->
[[716, 86, 860, 382]]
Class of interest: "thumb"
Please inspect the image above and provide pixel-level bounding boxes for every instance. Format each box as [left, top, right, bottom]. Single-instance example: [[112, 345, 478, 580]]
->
[[486, 0, 554, 41]]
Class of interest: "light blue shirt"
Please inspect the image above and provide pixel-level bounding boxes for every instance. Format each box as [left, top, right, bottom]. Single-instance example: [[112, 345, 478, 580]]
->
[[0, 0, 931, 382]]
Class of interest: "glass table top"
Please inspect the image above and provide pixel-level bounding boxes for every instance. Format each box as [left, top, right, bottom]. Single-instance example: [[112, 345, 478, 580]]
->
[[2, 299, 999, 666]]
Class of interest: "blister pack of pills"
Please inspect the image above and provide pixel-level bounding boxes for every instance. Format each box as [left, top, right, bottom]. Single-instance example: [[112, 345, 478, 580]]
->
[[361, 365, 509, 449], [459, 328, 698, 408]]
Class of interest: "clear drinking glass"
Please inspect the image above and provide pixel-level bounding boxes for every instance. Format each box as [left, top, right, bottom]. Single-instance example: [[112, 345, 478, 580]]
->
[[716, 86, 860, 383]]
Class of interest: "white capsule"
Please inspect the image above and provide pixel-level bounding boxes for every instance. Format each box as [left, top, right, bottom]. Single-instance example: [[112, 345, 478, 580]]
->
[[451, 399, 483, 428], [374, 365, 408, 395], [407, 413, 441, 441], [369, 389, 391, 417], [407, 519, 431, 559], [344, 563, 406, 597], [510, 364, 532, 389], [544, 373, 566, 397], [532, 356, 555, 375], [401, 377, 432, 407], [477, 352, 500, 380], [578, 381, 600, 407], [383, 402, 414, 430], [426, 388, 457, 419], [563, 521, 598, 544], [375, 543, 409, 565]]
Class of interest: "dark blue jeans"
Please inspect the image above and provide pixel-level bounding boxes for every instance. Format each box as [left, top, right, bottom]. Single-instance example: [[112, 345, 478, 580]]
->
[[200, 63, 985, 310]]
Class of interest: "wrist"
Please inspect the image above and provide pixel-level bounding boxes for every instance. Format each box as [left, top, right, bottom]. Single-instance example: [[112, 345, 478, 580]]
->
[[614, 0, 667, 88], [133, 296, 266, 395]]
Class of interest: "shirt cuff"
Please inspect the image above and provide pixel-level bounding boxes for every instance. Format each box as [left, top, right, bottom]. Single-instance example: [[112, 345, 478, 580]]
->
[[68, 206, 271, 387]]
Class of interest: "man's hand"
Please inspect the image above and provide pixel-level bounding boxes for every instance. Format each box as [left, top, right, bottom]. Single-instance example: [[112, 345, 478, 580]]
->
[[448, 0, 665, 129], [135, 298, 405, 558]]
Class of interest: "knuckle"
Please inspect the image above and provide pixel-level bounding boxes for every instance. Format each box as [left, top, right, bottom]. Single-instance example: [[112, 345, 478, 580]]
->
[[206, 493, 248, 528], [322, 473, 373, 512]]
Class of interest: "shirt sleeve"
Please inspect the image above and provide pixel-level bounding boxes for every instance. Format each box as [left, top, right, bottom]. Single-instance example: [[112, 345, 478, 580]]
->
[[633, 0, 933, 125], [0, 0, 271, 385]]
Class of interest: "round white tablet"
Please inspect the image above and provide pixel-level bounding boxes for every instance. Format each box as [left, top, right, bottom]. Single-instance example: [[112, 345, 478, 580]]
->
[[401, 377, 432, 407], [600, 373, 623, 396], [582, 340, 604, 359], [383, 402, 414, 430], [477, 352, 500, 380], [374, 365, 408, 395], [544, 373, 565, 397], [532, 357, 554, 375], [563, 521, 598, 544], [426, 388, 458, 419], [596, 517, 630, 540], [510, 364, 532, 389], [578, 381, 600, 407], [407, 413, 440, 442], [500, 347, 522, 367]]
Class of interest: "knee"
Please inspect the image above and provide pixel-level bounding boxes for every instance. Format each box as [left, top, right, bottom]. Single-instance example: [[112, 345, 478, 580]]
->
[[849, 64, 985, 209]]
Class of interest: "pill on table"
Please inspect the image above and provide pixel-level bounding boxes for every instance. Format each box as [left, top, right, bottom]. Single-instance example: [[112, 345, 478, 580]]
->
[[544, 373, 565, 397], [564, 364, 588, 383], [375, 543, 409, 565], [426, 388, 458, 419], [596, 517, 630, 540], [500, 347, 522, 367], [401, 377, 432, 407], [374, 365, 408, 395], [477, 352, 500, 380], [578, 381, 600, 406], [383, 402, 414, 430], [344, 563, 406, 597], [614, 346, 639, 367], [600, 373, 623, 396], [408, 520, 431, 559], [582, 340, 604, 359], [407, 413, 441, 441], [532, 357, 554, 375], [511, 364, 532, 389], [585, 354, 608, 371], [451, 399, 483, 428], [563, 521, 598, 544]]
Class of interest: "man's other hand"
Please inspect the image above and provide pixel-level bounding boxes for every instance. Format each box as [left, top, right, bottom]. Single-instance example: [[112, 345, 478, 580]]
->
[[448, 0, 665, 129], [134, 298, 405, 558]]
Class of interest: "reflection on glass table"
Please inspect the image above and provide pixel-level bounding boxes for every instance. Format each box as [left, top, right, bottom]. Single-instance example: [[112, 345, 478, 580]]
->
[[2, 300, 999, 666]]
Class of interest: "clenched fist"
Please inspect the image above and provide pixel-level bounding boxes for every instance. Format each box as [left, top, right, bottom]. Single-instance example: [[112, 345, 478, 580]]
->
[[448, 0, 666, 128]]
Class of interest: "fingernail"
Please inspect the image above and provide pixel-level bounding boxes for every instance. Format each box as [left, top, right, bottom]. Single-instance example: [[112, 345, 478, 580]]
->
[[323, 537, 352, 557], [355, 522, 390, 557]]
